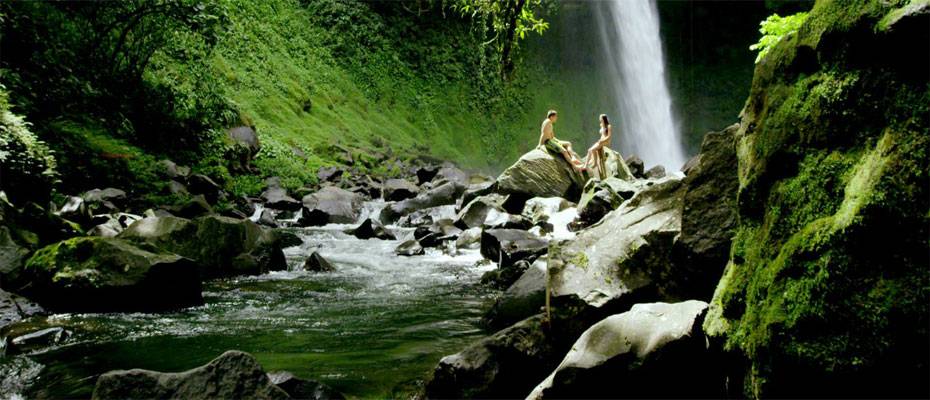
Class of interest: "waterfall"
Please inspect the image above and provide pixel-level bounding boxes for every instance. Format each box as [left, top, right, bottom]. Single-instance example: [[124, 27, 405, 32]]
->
[[596, 0, 685, 170]]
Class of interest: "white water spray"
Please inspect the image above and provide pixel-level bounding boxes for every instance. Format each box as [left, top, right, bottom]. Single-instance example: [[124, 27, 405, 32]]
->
[[596, 0, 685, 170]]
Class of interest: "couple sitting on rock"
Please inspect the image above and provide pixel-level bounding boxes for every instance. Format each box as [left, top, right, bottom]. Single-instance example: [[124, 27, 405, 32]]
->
[[539, 110, 612, 178]]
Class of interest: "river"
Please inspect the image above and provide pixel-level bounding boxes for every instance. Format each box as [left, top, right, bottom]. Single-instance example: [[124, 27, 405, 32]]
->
[[0, 206, 497, 399]]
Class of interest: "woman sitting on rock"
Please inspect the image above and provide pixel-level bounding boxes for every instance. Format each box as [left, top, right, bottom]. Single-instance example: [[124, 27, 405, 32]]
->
[[585, 114, 612, 179]]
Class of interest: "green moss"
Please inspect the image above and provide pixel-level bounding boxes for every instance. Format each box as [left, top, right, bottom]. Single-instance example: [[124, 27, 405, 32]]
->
[[706, 0, 929, 396]]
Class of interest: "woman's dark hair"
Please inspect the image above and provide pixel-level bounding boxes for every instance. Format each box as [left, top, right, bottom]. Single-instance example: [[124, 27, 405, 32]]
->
[[600, 114, 609, 126]]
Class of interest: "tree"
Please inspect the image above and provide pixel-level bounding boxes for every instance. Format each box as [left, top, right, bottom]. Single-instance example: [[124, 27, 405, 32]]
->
[[448, 0, 549, 79]]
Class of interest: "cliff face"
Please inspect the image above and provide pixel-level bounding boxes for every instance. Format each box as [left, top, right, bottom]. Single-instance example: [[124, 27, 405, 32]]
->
[[704, 0, 929, 397]]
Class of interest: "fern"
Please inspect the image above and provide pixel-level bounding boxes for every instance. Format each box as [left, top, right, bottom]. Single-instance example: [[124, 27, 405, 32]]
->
[[750, 12, 809, 64]]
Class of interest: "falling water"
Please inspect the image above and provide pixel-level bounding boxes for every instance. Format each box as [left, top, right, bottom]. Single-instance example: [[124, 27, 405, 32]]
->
[[596, 0, 685, 170]]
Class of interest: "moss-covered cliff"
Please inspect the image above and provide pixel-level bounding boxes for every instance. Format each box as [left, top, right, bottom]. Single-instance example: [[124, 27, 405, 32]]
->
[[704, 0, 929, 397]]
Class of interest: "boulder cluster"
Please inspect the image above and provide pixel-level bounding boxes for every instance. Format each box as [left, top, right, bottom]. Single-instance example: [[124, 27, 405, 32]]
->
[[423, 125, 741, 399]]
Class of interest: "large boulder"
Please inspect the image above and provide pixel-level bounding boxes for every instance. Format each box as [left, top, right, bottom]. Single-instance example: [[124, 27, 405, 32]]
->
[[382, 179, 419, 201], [92, 350, 288, 399], [703, 2, 930, 397], [18, 237, 203, 312], [672, 124, 739, 299], [547, 179, 684, 319], [119, 215, 286, 278], [460, 181, 496, 208], [299, 186, 363, 226], [480, 229, 548, 268], [483, 260, 547, 330], [528, 300, 721, 399], [496, 147, 585, 201], [379, 182, 465, 224], [425, 315, 563, 399]]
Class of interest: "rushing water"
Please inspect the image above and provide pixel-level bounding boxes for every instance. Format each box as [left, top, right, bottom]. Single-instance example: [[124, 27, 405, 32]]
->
[[596, 0, 686, 170], [0, 216, 497, 399]]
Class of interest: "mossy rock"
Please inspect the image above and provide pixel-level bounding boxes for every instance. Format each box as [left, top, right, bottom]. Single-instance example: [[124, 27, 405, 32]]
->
[[20, 237, 203, 312], [119, 215, 286, 279], [704, 1, 929, 397]]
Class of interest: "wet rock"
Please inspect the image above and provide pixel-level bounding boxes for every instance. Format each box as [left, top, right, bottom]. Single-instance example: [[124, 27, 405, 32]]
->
[[92, 350, 288, 399], [258, 209, 278, 228], [382, 179, 419, 201], [380, 182, 465, 224], [480, 229, 548, 268], [425, 315, 560, 399], [483, 260, 547, 329], [170, 194, 214, 219], [19, 237, 203, 312], [349, 218, 395, 240], [625, 155, 645, 179], [6, 326, 71, 355], [56, 195, 91, 225], [645, 165, 667, 179], [120, 215, 285, 278], [299, 187, 363, 226], [497, 148, 585, 201], [82, 188, 126, 213], [548, 179, 684, 317], [317, 166, 343, 183], [529, 301, 720, 399], [303, 252, 336, 272], [0, 289, 44, 330], [454, 194, 507, 229], [395, 240, 425, 256], [455, 227, 482, 250], [267, 371, 345, 400]]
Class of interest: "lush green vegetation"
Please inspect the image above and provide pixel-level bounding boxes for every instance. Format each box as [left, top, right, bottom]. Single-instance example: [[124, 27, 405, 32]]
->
[[0, 85, 58, 205], [749, 11, 809, 63], [705, 0, 928, 397], [0, 0, 557, 203]]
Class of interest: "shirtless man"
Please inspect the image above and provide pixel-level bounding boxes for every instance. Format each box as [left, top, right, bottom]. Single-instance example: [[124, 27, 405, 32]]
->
[[539, 110, 584, 170]]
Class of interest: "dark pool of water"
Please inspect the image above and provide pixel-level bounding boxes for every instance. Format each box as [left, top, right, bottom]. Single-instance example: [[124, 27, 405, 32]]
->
[[1, 225, 495, 399]]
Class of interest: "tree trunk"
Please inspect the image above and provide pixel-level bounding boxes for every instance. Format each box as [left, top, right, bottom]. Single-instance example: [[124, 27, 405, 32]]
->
[[500, 0, 526, 80]]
